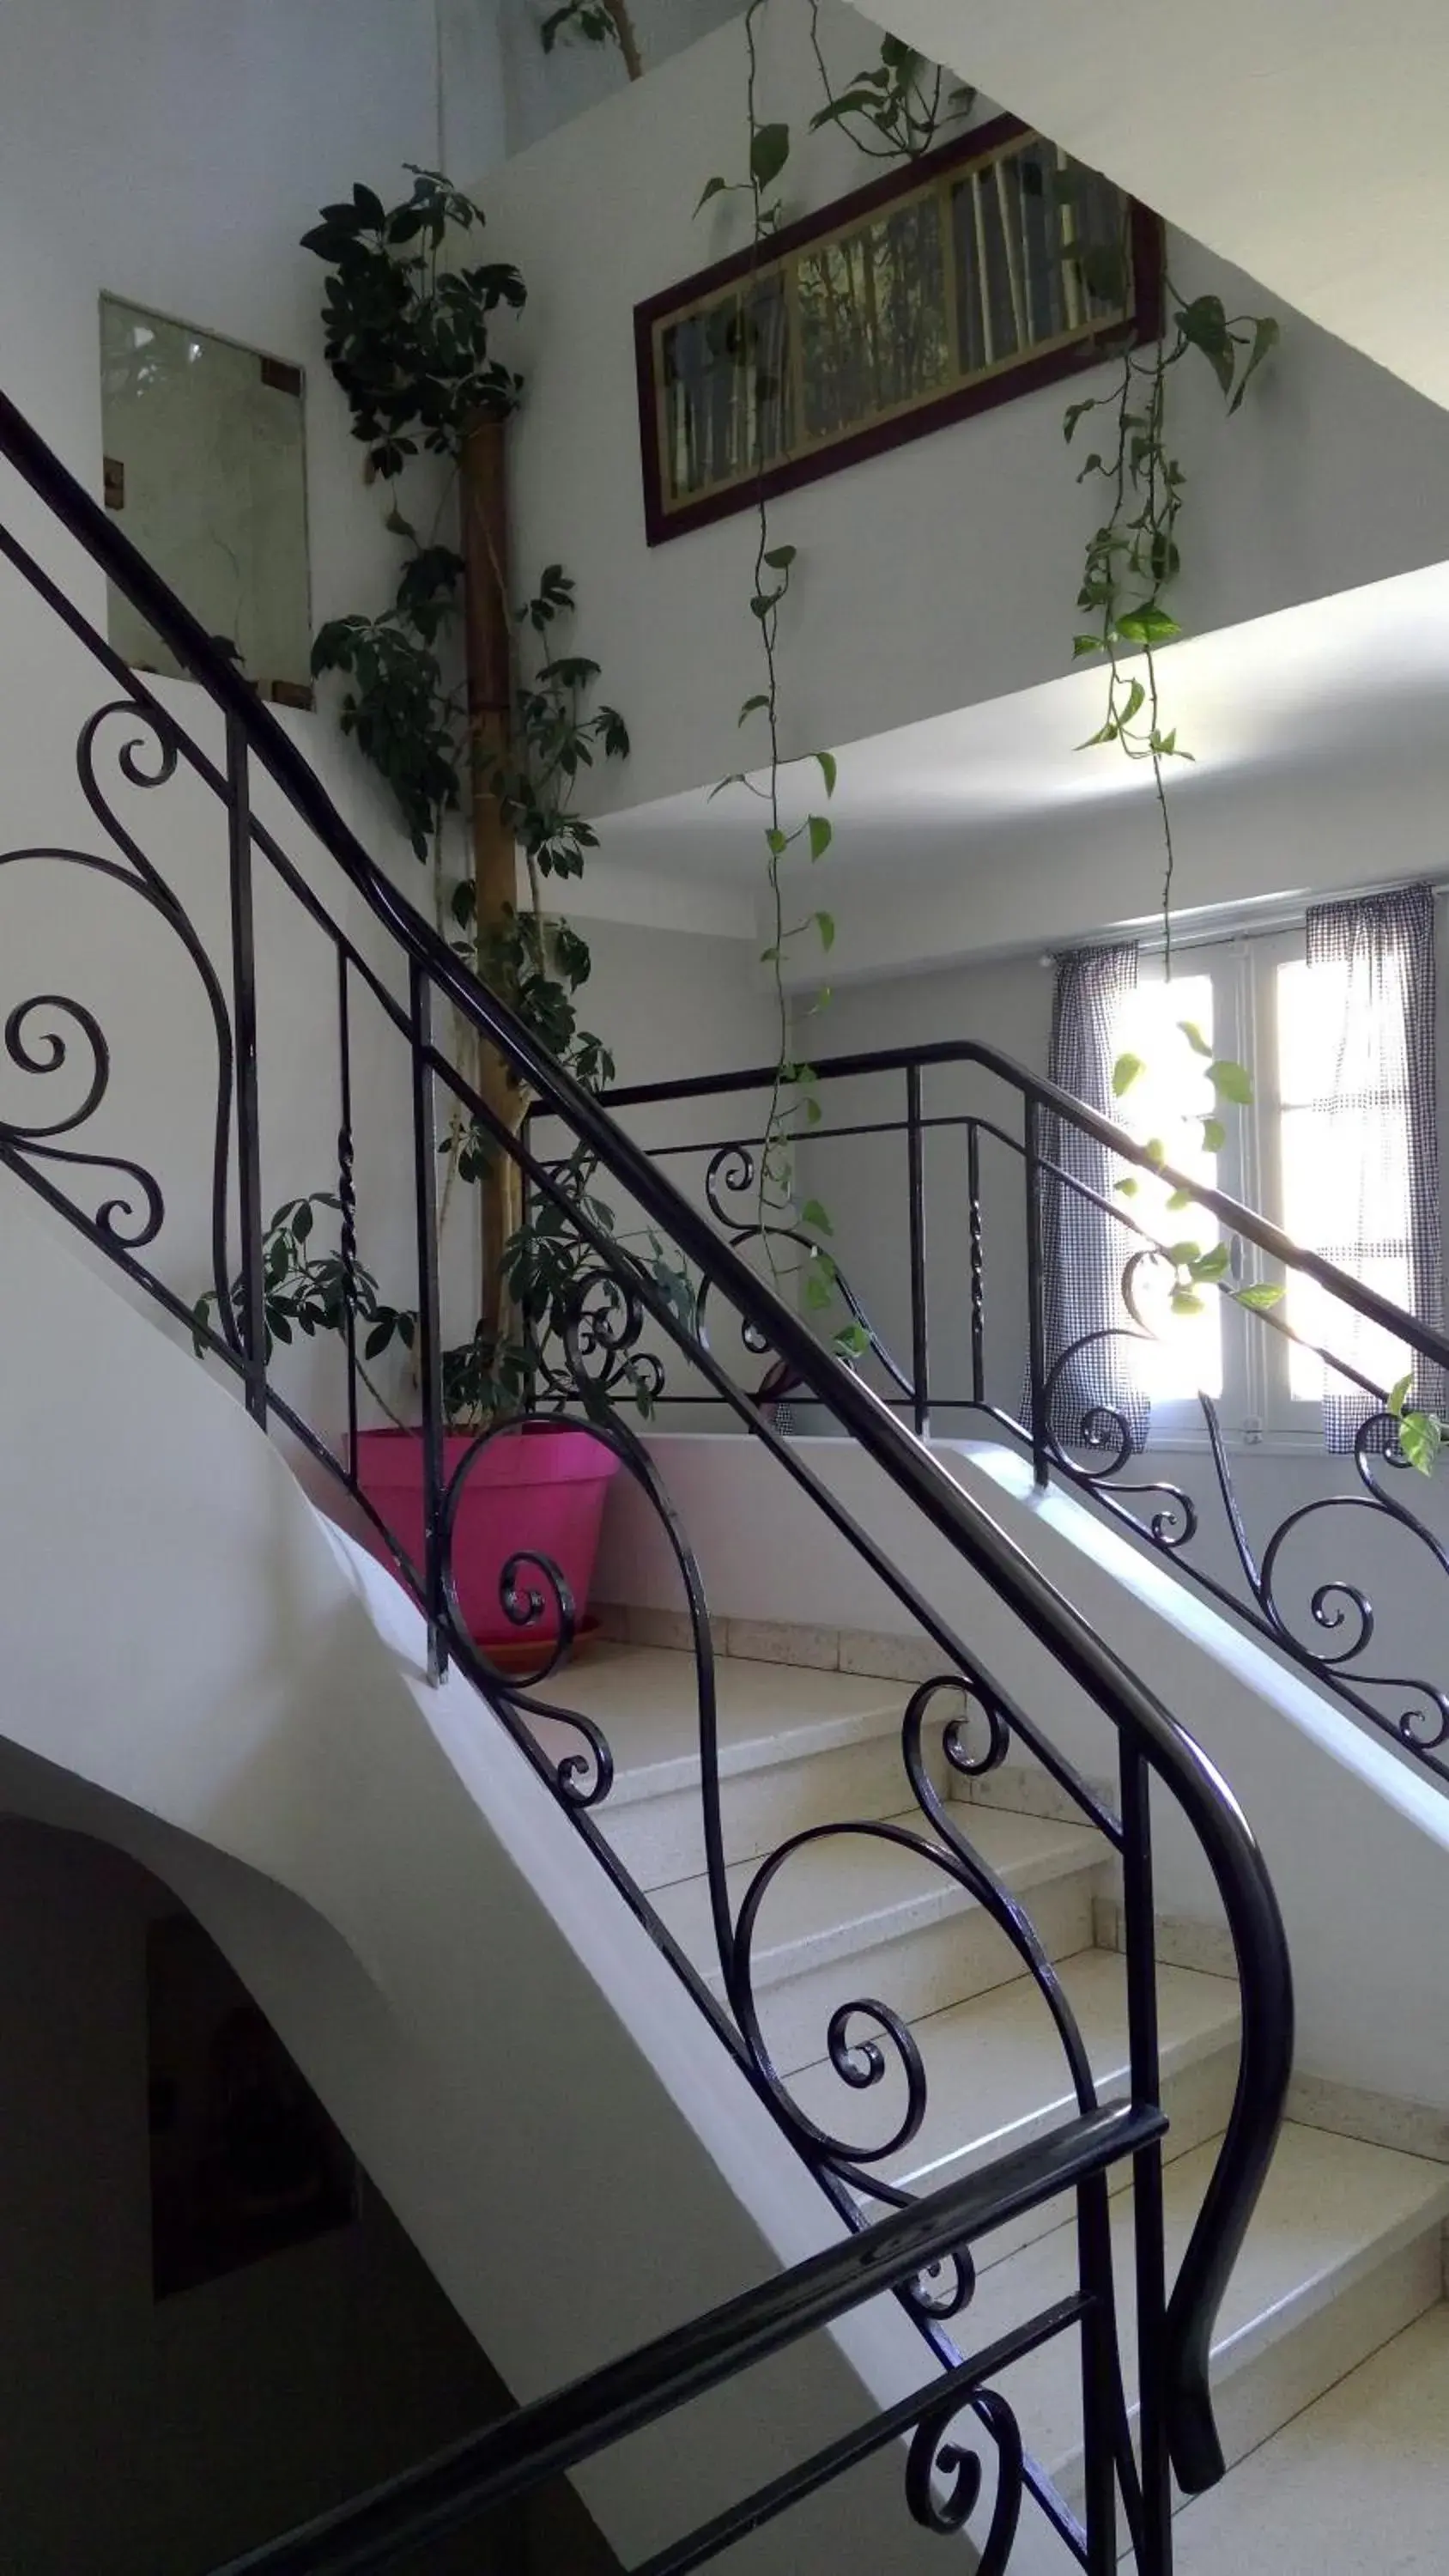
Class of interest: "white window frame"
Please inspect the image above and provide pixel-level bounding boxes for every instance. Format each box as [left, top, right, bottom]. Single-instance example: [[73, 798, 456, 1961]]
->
[[1126, 928, 1347, 1455]]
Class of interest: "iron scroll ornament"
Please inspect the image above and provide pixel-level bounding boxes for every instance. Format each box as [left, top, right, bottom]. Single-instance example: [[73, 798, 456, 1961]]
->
[[0, 698, 238, 1347]]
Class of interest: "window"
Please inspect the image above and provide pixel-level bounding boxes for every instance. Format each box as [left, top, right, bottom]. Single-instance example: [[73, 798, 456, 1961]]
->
[[1112, 969, 1223, 1406], [1111, 921, 1439, 1443], [635, 114, 1161, 542], [1275, 952, 1422, 1405]]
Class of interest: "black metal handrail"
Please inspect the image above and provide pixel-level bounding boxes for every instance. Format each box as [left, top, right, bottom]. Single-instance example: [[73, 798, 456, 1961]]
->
[[216, 2105, 1162, 2576], [599, 1039, 1449, 1388], [0, 381, 1293, 2571], [592, 1039, 1449, 1782]]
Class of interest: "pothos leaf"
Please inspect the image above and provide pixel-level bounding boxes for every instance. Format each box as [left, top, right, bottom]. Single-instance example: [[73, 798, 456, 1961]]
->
[[749, 122, 791, 191], [1112, 1052, 1144, 1098], [1208, 1059, 1253, 1105], [1399, 1409, 1444, 1476]]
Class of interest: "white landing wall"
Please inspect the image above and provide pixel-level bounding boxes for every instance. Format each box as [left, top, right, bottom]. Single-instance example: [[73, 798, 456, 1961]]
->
[[478, 0, 1449, 823], [597, 1431, 1449, 2115], [0, 0, 483, 1412], [0, 1184, 991, 2574]]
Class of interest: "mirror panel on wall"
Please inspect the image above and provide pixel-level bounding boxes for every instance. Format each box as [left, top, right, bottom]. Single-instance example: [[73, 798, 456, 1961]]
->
[[100, 295, 312, 702]]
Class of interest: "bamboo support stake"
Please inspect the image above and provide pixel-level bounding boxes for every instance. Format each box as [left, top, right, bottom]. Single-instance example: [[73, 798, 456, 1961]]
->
[[460, 412, 524, 1345]]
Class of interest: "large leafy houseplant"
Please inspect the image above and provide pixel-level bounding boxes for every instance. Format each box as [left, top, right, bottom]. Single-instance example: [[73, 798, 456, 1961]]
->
[[196, 167, 688, 1647]]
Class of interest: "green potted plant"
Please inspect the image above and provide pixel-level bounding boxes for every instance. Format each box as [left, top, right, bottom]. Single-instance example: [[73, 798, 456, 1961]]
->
[[194, 168, 688, 1657]]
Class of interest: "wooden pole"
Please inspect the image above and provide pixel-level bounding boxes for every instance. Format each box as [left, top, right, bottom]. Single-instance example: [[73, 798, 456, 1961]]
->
[[459, 411, 524, 1348], [603, 0, 643, 81]]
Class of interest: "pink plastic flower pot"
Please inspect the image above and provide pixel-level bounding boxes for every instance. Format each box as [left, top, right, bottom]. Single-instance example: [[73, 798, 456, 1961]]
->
[[352, 1424, 621, 1651]]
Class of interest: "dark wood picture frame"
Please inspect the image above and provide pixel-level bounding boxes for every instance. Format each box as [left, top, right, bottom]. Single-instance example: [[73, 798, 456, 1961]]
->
[[634, 112, 1164, 546]]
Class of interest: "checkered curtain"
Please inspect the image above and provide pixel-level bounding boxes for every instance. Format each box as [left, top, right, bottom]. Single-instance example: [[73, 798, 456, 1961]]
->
[[1305, 884, 1447, 1450], [1031, 942, 1148, 1455]]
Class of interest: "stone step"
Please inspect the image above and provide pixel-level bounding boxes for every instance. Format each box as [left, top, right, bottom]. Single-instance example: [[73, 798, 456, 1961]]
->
[[652, 1803, 1107, 2076]]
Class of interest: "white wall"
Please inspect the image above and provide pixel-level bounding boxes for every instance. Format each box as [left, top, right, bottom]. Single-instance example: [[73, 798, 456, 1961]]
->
[[0, 2, 778, 1445], [478, 0, 1449, 825], [874, 0, 1449, 416], [0, 0, 486, 1415], [0, 1184, 989, 2576], [0, 1819, 524, 2576], [796, 731, 1449, 985], [500, 0, 740, 155]]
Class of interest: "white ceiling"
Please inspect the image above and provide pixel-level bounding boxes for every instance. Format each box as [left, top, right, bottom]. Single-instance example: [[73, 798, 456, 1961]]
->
[[867, 0, 1449, 416], [597, 559, 1449, 886]]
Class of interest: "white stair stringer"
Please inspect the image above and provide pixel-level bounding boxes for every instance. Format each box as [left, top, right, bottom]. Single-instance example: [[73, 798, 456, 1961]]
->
[[0, 1189, 991, 2576]]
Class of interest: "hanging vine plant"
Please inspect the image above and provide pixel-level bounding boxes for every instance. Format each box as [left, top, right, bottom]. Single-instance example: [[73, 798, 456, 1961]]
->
[[1058, 199, 1283, 1317], [692, 2, 867, 1348], [806, 8, 974, 161]]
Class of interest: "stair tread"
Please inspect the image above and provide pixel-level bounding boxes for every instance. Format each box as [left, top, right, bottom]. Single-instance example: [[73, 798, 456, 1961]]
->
[[534, 1645, 911, 1807], [967, 2121, 1449, 2481], [652, 1806, 1104, 1992], [786, 1949, 1240, 2196], [1170, 2300, 1449, 2571]]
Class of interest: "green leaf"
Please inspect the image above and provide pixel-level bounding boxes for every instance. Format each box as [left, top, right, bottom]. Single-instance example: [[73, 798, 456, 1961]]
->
[[749, 122, 791, 191], [738, 693, 770, 725], [1166, 1186, 1196, 1212], [1115, 604, 1182, 647], [1191, 1243, 1231, 1283], [1208, 1059, 1254, 1105], [1399, 1409, 1443, 1476], [766, 825, 788, 856], [1201, 1116, 1227, 1153], [1229, 313, 1281, 414], [814, 748, 838, 797], [762, 543, 797, 570], [1170, 1287, 1205, 1316], [804, 1266, 834, 1312], [1234, 1282, 1286, 1312], [814, 908, 835, 949], [1179, 1019, 1212, 1057], [1072, 634, 1104, 658], [800, 1198, 834, 1235], [1113, 1052, 1144, 1098], [1167, 1240, 1203, 1267], [1077, 716, 1120, 749], [1389, 1371, 1414, 1420], [695, 174, 730, 213], [1143, 1137, 1167, 1167], [808, 814, 833, 860], [1114, 1176, 1140, 1197], [834, 1320, 871, 1358]]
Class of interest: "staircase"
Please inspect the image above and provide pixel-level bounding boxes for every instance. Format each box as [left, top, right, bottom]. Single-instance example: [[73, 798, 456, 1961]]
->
[[556, 1637, 1449, 2548], [7, 374, 1420, 2575]]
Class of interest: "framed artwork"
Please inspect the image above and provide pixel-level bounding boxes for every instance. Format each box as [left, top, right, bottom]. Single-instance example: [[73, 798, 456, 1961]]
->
[[635, 112, 1162, 544]]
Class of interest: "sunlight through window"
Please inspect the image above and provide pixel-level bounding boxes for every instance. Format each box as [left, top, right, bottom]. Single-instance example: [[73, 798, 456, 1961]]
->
[[1113, 972, 1223, 1404]]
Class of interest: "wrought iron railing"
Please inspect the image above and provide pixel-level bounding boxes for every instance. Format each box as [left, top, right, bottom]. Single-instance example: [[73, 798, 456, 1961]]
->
[[0, 381, 1291, 2574], [592, 1044, 1449, 1785]]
